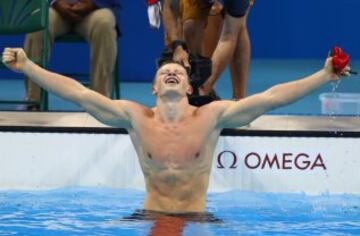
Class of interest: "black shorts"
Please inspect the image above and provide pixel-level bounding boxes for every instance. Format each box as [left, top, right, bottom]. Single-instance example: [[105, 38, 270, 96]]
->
[[223, 0, 250, 18]]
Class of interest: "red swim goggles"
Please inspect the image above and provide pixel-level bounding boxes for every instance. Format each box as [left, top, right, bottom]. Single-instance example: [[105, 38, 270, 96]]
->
[[330, 47, 357, 75]]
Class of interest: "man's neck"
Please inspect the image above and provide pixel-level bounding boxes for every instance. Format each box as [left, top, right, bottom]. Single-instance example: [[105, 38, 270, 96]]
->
[[156, 95, 190, 123]]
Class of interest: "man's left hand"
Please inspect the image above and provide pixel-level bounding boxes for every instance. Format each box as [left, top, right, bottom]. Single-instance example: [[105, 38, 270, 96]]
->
[[324, 57, 351, 81], [71, 0, 96, 16]]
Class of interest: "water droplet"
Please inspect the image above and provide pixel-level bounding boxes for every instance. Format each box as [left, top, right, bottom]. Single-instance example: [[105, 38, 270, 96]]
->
[[329, 81, 342, 134]]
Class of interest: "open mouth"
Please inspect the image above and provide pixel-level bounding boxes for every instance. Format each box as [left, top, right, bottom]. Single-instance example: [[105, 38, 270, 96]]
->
[[164, 76, 179, 84]]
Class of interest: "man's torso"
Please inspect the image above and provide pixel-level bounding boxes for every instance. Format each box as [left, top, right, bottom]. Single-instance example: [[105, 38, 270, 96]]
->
[[128, 104, 222, 212]]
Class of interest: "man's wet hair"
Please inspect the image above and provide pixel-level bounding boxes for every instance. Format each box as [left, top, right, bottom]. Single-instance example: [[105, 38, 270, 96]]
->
[[158, 59, 191, 75]]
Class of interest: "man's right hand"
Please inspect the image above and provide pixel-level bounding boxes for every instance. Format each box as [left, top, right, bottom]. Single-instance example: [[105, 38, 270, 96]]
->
[[2, 48, 29, 73], [53, 0, 82, 23]]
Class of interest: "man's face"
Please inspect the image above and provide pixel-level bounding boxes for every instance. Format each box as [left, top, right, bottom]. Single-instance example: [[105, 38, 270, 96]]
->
[[153, 63, 192, 97]]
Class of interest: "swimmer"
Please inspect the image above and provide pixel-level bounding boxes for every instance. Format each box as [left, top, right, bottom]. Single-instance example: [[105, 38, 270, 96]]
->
[[2, 47, 352, 213]]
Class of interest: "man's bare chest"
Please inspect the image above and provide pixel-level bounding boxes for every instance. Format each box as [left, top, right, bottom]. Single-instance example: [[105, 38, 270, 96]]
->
[[133, 119, 215, 167]]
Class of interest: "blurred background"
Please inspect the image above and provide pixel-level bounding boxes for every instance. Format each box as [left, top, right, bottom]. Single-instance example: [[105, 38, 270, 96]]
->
[[0, 0, 359, 114]]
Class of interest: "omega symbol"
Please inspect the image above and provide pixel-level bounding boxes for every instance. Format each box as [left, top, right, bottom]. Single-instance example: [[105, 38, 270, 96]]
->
[[217, 151, 238, 169]]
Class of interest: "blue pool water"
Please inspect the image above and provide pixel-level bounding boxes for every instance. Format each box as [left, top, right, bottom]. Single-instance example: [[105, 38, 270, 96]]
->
[[0, 188, 359, 235]]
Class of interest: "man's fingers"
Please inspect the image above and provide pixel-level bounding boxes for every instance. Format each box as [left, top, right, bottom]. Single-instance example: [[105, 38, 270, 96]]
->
[[2, 55, 14, 63], [341, 71, 351, 77], [3, 51, 15, 57], [183, 59, 190, 69], [2, 52, 15, 63], [4, 48, 22, 57], [5, 47, 19, 53], [2, 48, 24, 64], [340, 66, 351, 77], [345, 66, 351, 72], [2, 51, 16, 61], [2, 57, 10, 64]]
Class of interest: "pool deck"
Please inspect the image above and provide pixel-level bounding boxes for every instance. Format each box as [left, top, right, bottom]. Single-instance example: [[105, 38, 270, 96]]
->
[[0, 111, 359, 134]]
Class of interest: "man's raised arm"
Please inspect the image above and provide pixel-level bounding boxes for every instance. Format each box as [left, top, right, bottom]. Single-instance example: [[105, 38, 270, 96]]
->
[[217, 57, 351, 128], [2, 48, 132, 128]]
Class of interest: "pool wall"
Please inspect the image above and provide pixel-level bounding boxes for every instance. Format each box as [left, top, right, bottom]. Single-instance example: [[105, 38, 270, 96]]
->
[[0, 130, 359, 194]]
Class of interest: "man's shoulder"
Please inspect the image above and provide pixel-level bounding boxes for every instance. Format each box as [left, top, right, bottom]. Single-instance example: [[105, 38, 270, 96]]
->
[[199, 100, 234, 110], [193, 100, 234, 118], [117, 100, 152, 113]]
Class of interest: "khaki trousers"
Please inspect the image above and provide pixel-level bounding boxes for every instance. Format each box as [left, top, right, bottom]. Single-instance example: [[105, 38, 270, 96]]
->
[[24, 7, 117, 101]]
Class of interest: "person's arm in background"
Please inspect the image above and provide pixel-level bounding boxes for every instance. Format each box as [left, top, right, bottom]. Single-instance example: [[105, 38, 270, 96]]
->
[[162, 0, 190, 67], [2, 48, 132, 128]]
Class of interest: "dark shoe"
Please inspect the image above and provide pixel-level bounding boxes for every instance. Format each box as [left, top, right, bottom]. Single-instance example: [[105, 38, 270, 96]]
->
[[208, 89, 221, 100], [26, 104, 40, 111], [188, 89, 221, 106]]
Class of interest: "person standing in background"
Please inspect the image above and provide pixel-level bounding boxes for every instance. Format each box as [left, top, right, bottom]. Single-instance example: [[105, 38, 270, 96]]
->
[[201, 0, 254, 100], [147, 0, 254, 101]]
